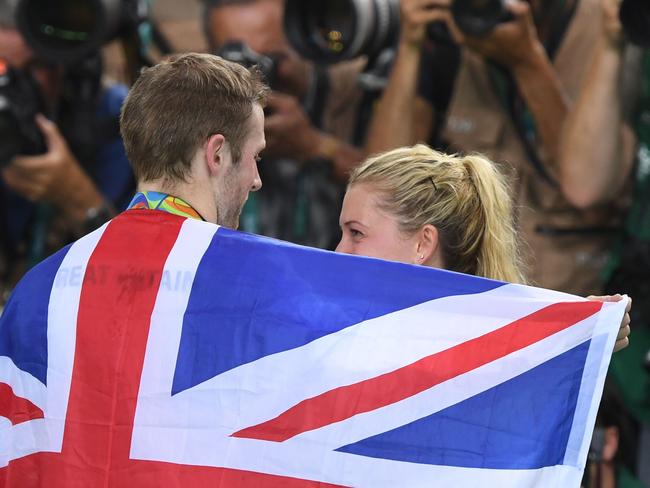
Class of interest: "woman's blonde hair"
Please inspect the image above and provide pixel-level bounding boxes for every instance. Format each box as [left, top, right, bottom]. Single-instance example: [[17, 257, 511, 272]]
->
[[349, 144, 525, 283]]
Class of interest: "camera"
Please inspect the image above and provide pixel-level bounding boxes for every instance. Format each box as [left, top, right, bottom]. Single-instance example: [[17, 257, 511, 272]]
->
[[0, 0, 154, 167], [284, 0, 510, 63], [0, 61, 46, 167], [214, 41, 278, 89], [14, 0, 149, 66], [620, 0, 650, 47]]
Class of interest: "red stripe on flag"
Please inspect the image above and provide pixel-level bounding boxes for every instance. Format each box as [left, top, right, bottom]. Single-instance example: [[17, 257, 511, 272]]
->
[[1, 211, 345, 488], [233, 300, 603, 442], [0, 383, 44, 426]]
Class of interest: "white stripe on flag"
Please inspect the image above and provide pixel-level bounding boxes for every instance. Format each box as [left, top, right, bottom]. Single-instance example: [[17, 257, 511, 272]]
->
[[291, 309, 602, 450], [0, 356, 47, 412], [131, 218, 218, 460]]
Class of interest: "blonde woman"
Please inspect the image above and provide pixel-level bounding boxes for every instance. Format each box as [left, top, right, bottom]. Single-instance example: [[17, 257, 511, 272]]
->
[[336, 144, 630, 350]]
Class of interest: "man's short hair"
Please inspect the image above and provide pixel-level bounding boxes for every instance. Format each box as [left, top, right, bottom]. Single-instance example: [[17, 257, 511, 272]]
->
[[120, 52, 268, 183]]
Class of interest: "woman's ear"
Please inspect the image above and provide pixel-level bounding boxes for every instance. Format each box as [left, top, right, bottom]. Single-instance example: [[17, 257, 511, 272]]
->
[[205, 134, 227, 176], [415, 224, 440, 265]]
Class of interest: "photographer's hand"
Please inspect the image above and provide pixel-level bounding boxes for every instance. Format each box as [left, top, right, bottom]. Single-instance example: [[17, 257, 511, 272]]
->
[[439, 0, 569, 164], [1, 115, 106, 223], [445, 0, 543, 70], [365, 0, 445, 153], [264, 92, 363, 181], [400, 0, 450, 47]]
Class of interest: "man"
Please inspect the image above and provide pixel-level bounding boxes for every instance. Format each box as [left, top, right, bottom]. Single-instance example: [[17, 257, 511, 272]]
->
[[120, 53, 266, 227], [0, 7, 134, 306], [0, 52, 267, 486], [365, 0, 636, 296], [560, 0, 650, 483], [204, 0, 365, 249]]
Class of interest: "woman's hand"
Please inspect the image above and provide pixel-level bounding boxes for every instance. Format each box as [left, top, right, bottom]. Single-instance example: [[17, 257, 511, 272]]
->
[[587, 294, 632, 352]]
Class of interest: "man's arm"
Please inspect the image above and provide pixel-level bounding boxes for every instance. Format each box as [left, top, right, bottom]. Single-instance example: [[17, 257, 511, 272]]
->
[[558, 0, 637, 208], [263, 92, 365, 182], [364, 0, 444, 154], [455, 0, 570, 165]]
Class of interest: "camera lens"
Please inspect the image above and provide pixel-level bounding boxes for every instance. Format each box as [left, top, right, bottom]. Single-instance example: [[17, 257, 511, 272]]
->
[[28, 0, 97, 50], [284, 0, 399, 63], [305, 0, 355, 56], [16, 0, 123, 65]]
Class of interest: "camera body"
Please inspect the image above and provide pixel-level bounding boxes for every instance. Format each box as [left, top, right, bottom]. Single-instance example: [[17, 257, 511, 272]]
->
[[620, 0, 650, 47], [0, 61, 46, 167], [215, 41, 278, 89], [0, 0, 149, 166]]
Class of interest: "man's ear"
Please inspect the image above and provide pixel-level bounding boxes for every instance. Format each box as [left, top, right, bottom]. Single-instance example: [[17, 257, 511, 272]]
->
[[205, 133, 227, 176], [415, 224, 439, 265]]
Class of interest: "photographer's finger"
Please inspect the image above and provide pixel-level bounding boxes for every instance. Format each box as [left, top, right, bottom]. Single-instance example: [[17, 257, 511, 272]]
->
[[431, 8, 465, 44], [265, 91, 294, 109], [412, 9, 450, 25], [1, 167, 44, 201], [504, 0, 530, 18], [35, 113, 65, 150], [410, 0, 450, 9], [264, 120, 289, 138], [8, 154, 50, 172]]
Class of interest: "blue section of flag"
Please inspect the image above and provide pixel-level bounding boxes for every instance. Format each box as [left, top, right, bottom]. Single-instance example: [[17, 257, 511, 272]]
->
[[337, 341, 590, 469], [0, 245, 70, 386], [172, 228, 505, 395]]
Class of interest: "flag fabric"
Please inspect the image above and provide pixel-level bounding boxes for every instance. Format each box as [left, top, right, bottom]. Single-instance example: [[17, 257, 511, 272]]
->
[[0, 210, 626, 487]]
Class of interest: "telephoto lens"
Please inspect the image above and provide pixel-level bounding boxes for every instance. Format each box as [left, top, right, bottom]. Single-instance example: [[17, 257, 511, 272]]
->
[[283, 0, 515, 64], [284, 0, 400, 63], [14, 0, 134, 65], [620, 0, 650, 47]]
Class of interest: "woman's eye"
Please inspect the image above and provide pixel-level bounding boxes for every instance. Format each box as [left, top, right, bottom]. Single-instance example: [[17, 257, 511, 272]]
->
[[350, 229, 363, 238]]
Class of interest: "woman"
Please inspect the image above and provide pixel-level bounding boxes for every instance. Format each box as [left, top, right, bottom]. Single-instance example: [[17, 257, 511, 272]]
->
[[336, 144, 630, 350]]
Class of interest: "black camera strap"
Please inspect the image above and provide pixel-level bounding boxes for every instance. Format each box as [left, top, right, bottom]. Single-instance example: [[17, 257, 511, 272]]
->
[[304, 64, 330, 130], [0, 182, 16, 282]]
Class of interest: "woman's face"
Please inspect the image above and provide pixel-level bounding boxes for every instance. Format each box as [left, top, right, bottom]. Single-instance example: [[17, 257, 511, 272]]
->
[[336, 183, 421, 264]]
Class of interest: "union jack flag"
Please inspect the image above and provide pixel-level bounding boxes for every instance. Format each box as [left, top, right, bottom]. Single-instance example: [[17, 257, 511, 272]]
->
[[0, 210, 625, 487]]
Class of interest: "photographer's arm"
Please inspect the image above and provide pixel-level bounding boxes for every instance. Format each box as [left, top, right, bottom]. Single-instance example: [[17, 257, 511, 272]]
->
[[365, 0, 444, 153], [264, 92, 365, 182], [1, 115, 112, 226], [456, 0, 570, 166], [557, 0, 636, 209]]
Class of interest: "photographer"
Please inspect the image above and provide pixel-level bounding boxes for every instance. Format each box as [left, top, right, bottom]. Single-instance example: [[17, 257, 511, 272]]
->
[[365, 0, 635, 297], [560, 0, 650, 483], [0, 3, 134, 305], [204, 0, 365, 249]]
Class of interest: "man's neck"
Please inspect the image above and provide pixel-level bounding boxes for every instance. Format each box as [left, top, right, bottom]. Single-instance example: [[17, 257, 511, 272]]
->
[[137, 181, 217, 224]]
